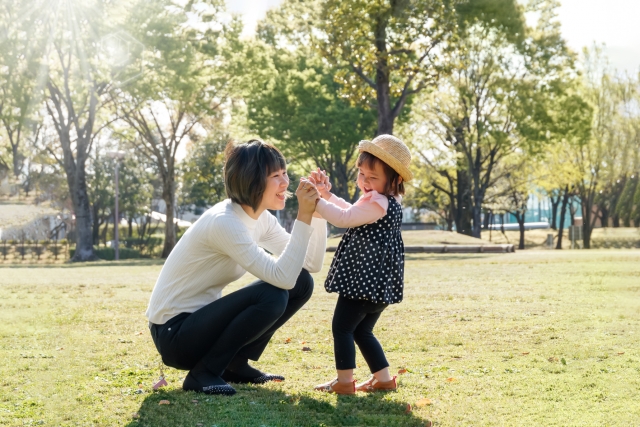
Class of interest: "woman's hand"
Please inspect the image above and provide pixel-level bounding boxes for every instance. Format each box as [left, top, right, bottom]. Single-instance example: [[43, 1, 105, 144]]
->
[[295, 178, 320, 225], [310, 168, 332, 199]]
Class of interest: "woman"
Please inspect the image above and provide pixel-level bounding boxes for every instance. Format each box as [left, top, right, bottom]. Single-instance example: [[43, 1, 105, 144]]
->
[[146, 139, 326, 396]]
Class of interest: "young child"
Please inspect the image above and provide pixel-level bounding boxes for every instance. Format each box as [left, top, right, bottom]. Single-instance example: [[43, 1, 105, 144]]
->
[[311, 134, 412, 395]]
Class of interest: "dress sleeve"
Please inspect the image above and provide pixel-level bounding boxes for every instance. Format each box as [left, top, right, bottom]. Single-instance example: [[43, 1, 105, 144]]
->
[[214, 217, 313, 290], [315, 191, 387, 228]]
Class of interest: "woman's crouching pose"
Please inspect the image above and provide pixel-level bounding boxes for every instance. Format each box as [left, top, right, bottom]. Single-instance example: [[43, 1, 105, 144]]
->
[[146, 140, 326, 395]]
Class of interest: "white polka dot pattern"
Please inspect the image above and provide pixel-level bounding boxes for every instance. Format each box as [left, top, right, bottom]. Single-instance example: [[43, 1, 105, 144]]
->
[[324, 196, 405, 304]]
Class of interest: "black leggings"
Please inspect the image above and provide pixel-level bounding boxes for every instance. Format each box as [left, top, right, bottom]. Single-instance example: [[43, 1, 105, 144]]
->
[[332, 295, 389, 372], [149, 269, 314, 375]]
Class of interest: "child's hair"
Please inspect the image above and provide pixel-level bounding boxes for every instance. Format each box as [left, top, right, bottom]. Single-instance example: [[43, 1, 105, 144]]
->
[[356, 151, 405, 196]]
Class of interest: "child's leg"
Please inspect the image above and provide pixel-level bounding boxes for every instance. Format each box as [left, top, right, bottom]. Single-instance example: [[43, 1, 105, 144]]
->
[[332, 296, 370, 382], [353, 304, 391, 381]]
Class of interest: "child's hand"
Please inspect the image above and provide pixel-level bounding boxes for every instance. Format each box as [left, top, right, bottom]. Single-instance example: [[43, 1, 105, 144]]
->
[[310, 168, 332, 199]]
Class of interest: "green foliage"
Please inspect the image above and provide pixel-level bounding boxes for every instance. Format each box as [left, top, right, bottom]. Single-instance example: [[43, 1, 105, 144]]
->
[[179, 132, 227, 208], [247, 43, 376, 200]]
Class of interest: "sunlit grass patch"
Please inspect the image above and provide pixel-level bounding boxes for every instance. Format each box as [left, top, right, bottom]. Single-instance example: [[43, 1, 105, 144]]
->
[[0, 250, 639, 426]]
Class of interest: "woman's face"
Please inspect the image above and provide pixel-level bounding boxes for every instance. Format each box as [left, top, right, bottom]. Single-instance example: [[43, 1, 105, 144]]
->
[[260, 168, 290, 211], [357, 161, 387, 195]]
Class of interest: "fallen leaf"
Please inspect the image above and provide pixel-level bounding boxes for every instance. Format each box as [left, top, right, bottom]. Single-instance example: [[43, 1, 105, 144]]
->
[[445, 377, 456, 382], [300, 340, 306, 344], [425, 420, 433, 427], [398, 368, 408, 375], [132, 413, 140, 419], [302, 346, 312, 351], [135, 331, 143, 335], [416, 398, 432, 407], [617, 352, 625, 355], [272, 378, 283, 382], [548, 356, 558, 363], [405, 403, 412, 414], [158, 400, 170, 405], [521, 352, 530, 355], [153, 377, 168, 390], [284, 337, 291, 344]]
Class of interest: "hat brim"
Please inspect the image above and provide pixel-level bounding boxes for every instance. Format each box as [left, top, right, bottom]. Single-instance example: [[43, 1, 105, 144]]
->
[[359, 141, 413, 182]]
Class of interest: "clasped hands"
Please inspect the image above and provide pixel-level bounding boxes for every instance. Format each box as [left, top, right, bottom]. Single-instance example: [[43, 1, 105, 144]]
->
[[295, 168, 332, 223]]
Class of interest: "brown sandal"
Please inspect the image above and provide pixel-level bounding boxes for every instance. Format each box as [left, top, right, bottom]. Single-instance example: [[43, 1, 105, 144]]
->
[[314, 378, 356, 395], [355, 375, 397, 392]]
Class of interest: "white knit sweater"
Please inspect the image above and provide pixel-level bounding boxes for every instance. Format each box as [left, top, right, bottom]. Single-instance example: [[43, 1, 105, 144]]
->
[[146, 199, 328, 325]]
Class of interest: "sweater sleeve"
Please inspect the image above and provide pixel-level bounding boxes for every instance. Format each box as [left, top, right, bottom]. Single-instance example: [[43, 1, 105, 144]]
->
[[303, 217, 328, 273], [315, 192, 387, 228], [259, 214, 327, 274], [213, 217, 313, 290]]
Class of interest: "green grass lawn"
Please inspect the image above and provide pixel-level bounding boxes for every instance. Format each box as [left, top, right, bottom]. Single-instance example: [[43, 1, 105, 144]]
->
[[1, 251, 639, 426]]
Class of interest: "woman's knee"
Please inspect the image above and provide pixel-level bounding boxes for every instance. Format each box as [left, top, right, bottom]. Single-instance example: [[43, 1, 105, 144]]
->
[[293, 269, 314, 301], [256, 284, 288, 315]]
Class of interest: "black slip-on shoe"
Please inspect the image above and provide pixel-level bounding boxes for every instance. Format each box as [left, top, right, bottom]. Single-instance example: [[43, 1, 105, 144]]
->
[[183, 372, 236, 396], [221, 370, 285, 384]]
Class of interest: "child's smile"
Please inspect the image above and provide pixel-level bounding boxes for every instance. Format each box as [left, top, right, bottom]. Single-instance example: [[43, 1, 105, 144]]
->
[[357, 162, 387, 195]]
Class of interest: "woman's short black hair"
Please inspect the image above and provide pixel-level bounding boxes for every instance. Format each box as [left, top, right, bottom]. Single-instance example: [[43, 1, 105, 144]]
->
[[356, 151, 405, 196], [224, 139, 287, 211]]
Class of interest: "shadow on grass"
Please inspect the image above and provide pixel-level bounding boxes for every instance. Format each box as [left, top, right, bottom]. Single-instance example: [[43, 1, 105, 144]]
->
[[127, 385, 426, 427]]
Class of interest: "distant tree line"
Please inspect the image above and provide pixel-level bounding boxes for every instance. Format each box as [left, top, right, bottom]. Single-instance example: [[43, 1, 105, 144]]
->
[[0, 0, 638, 259]]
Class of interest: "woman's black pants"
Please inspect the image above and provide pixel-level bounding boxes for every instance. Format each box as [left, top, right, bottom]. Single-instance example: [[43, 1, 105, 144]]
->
[[149, 269, 314, 375], [332, 295, 389, 373]]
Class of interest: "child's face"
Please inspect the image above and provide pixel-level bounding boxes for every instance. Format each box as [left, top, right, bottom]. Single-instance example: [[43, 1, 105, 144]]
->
[[357, 161, 387, 195]]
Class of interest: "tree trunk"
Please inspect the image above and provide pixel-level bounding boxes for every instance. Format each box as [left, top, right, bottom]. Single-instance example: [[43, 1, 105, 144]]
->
[[454, 169, 473, 235], [550, 195, 560, 230], [70, 169, 98, 261], [161, 180, 177, 258], [581, 194, 595, 249], [612, 214, 620, 228], [556, 186, 569, 249], [11, 142, 22, 178], [516, 213, 525, 250], [599, 205, 609, 228], [92, 204, 101, 245], [471, 201, 483, 239], [128, 217, 133, 238]]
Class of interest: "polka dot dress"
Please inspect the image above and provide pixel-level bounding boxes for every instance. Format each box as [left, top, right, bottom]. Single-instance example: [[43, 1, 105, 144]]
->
[[324, 196, 404, 304]]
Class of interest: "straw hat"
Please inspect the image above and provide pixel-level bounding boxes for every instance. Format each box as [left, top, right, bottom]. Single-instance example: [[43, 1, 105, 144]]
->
[[358, 134, 413, 182]]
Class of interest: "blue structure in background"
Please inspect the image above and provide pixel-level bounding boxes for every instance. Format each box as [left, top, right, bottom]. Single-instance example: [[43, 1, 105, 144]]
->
[[485, 193, 582, 229]]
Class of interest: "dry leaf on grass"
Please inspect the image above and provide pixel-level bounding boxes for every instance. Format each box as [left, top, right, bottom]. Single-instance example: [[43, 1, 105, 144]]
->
[[299, 340, 306, 344], [158, 400, 170, 405], [302, 346, 312, 351], [521, 352, 530, 355], [132, 413, 140, 419], [284, 337, 291, 343], [425, 420, 433, 427], [548, 356, 558, 362], [416, 398, 432, 407], [445, 377, 456, 382], [405, 404, 412, 414], [617, 352, 625, 355], [398, 368, 408, 374]]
